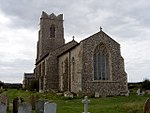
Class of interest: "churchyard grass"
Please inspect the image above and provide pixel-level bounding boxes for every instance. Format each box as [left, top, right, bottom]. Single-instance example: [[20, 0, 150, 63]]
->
[[1, 89, 149, 113]]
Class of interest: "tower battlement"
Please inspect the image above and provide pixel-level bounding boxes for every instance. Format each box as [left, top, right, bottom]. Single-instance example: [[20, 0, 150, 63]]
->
[[41, 11, 63, 20]]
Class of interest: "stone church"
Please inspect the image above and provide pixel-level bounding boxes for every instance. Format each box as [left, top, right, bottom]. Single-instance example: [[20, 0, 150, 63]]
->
[[31, 11, 128, 96]]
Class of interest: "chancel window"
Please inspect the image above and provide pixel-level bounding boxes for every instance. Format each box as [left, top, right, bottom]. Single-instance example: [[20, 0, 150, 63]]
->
[[93, 43, 109, 80], [50, 24, 55, 38]]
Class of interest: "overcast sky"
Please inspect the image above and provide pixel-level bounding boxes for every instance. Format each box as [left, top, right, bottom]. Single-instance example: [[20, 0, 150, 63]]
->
[[0, 0, 150, 83]]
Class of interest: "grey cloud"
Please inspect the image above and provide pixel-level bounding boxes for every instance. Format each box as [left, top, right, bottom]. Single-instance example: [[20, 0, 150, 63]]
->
[[0, 0, 150, 82], [0, 0, 78, 29], [0, 0, 150, 30], [126, 60, 150, 82], [0, 59, 34, 71], [0, 58, 34, 83], [0, 72, 23, 83]]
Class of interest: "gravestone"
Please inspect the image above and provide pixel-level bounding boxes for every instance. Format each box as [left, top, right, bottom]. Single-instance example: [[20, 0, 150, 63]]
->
[[18, 102, 32, 113], [44, 102, 57, 113], [142, 91, 145, 96], [143, 98, 150, 113], [0, 102, 6, 113], [35, 100, 48, 113], [95, 92, 100, 98], [0, 95, 9, 111], [137, 88, 141, 96], [82, 96, 90, 113], [13, 97, 24, 113], [29, 95, 39, 110], [64, 91, 73, 98], [0, 86, 3, 90], [125, 90, 130, 96]]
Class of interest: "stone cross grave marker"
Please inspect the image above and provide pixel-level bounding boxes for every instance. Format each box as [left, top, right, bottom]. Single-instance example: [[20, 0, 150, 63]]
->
[[0, 102, 6, 113], [82, 96, 90, 113], [18, 102, 32, 113], [143, 98, 150, 113], [44, 102, 57, 113]]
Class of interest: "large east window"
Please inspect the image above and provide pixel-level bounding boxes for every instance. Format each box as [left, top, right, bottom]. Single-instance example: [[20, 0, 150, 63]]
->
[[93, 43, 109, 80]]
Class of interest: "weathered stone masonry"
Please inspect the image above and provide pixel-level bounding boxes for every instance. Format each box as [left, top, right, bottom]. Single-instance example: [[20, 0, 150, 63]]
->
[[80, 32, 127, 96], [28, 11, 128, 96]]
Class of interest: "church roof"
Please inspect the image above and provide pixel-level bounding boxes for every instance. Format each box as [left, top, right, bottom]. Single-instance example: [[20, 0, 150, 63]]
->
[[35, 40, 78, 65], [57, 30, 120, 57], [24, 73, 34, 78], [80, 30, 120, 45], [56, 40, 79, 57], [35, 53, 49, 65]]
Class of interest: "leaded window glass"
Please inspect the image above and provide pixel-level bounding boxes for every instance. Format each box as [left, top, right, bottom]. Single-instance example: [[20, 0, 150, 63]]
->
[[93, 43, 109, 80]]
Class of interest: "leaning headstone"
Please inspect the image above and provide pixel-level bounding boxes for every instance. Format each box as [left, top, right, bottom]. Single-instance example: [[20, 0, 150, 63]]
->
[[143, 98, 150, 113], [95, 92, 100, 98], [0, 95, 9, 111], [35, 100, 48, 113], [18, 102, 32, 113], [13, 97, 24, 113], [137, 88, 141, 96], [82, 96, 90, 113], [0, 102, 6, 113], [44, 102, 57, 113]]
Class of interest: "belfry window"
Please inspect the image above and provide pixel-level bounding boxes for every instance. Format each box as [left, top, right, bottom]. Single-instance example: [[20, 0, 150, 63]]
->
[[50, 24, 55, 38], [93, 43, 109, 80]]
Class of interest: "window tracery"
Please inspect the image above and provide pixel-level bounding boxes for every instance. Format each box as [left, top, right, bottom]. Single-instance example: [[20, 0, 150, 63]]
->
[[93, 43, 109, 80]]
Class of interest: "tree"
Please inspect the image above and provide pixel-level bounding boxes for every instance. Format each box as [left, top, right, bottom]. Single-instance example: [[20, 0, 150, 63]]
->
[[0, 81, 4, 87], [141, 78, 150, 90]]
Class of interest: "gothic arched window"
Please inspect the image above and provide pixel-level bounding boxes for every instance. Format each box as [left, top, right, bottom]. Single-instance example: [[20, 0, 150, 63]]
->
[[50, 24, 55, 38], [93, 43, 109, 80]]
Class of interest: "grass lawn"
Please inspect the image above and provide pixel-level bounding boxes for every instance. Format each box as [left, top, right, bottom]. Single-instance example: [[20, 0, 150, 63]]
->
[[1, 89, 149, 113]]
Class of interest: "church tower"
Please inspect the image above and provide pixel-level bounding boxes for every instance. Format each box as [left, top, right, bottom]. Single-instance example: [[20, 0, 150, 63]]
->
[[37, 11, 65, 61]]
